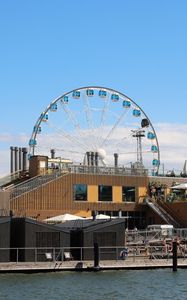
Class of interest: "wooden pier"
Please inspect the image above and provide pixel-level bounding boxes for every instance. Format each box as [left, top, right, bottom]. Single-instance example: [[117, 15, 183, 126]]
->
[[1, 257, 187, 273]]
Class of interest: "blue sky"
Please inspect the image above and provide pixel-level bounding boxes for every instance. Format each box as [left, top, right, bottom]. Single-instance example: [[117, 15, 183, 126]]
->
[[0, 0, 187, 175]]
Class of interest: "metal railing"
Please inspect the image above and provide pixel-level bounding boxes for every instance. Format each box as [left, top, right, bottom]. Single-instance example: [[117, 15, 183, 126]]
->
[[69, 165, 148, 176], [0, 244, 186, 263], [0, 170, 24, 188], [8, 164, 148, 200], [145, 199, 181, 228], [125, 228, 187, 245], [10, 170, 69, 200], [3, 163, 187, 201]]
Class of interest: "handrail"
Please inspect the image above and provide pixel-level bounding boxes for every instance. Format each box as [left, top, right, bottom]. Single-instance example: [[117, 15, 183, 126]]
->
[[0, 170, 24, 188], [10, 170, 69, 200], [145, 199, 180, 228], [158, 200, 186, 228], [0, 244, 186, 263]]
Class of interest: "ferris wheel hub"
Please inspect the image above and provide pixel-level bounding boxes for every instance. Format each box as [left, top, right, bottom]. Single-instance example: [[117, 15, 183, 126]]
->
[[97, 148, 107, 160]]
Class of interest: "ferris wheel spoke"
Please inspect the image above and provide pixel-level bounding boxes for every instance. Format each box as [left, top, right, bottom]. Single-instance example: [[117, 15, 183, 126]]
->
[[100, 109, 130, 148], [95, 93, 110, 146], [44, 121, 88, 152], [112, 125, 141, 149], [120, 150, 152, 155], [50, 147, 85, 155], [82, 93, 97, 150], [82, 93, 93, 130], [112, 136, 128, 149], [35, 144, 85, 154], [59, 100, 87, 144]]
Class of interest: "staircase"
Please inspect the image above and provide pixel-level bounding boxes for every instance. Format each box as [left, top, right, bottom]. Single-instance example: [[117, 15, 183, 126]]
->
[[10, 170, 69, 200], [158, 200, 187, 228], [145, 199, 181, 228]]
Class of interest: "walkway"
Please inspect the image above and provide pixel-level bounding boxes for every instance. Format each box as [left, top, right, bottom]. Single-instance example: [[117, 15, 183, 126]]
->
[[0, 257, 187, 273]]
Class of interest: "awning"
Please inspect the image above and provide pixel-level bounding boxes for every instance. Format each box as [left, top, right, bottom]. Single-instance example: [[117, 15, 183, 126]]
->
[[43, 213, 84, 223]]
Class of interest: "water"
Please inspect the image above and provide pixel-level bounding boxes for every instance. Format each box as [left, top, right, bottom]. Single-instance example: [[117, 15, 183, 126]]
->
[[0, 269, 187, 300]]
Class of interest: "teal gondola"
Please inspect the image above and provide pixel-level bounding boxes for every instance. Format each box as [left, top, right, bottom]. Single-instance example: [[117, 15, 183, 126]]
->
[[50, 103, 57, 111], [34, 126, 41, 134], [123, 100, 131, 108], [147, 132, 156, 139], [29, 139, 37, 146], [111, 94, 119, 102], [133, 109, 141, 117], [72, 91, 81, 98], [99, 90, 107, 97], [86, 89, 94, 96], [40, 113, 48, 122]]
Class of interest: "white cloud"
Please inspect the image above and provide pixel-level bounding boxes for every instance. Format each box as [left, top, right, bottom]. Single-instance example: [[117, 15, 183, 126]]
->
[[0, 150, 10, 177], [0, 133, 29, 177], [0, 123, 187, 177], [155, 123, 187, 172]]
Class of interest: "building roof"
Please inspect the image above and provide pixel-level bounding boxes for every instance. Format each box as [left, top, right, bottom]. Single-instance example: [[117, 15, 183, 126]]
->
[[0, 216, 11, 224], [12, 217, 70, 233], [55, 218, 126, 232]]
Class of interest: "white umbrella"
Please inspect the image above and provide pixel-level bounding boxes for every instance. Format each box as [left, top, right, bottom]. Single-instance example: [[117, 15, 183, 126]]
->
[[171, 183, 187, 190], [86, 214, 111, 220], [43, 213, 84, 223], [95, 214, 111, 219]]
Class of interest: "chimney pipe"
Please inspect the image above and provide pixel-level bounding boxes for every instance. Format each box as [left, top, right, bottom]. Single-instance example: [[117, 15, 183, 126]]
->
[[19, 147, 22, 171], [86, 151, 91, 166], [114, 153, 118, 168], [91, 152, 94, 166], [95, 152, 98, 166], [22, 147, 28, 172], [14, 147, 18, 172], [51, 149, 55, 168], [10, 146, 14, 173], [51, 149, 55, 159]]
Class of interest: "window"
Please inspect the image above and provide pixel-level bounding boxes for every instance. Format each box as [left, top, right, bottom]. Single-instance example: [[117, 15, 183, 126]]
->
[[99, 185, 112, 201], [73, 184, 87, 201], [122, 186, 135, 202]]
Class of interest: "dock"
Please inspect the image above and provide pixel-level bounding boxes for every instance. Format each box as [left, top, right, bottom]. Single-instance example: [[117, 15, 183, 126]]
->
[[1, 257, 187, 273]]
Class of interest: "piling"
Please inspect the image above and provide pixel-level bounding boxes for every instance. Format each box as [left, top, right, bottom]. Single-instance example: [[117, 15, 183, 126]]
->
[[172, 241, 177, 272], [94, 243, 100, 270]]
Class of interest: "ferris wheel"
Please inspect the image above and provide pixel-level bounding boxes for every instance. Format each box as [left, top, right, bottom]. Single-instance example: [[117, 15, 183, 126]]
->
[[29, 86, 160, 173]]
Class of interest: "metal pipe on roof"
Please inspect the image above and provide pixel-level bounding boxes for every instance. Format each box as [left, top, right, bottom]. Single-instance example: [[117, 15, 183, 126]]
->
[[14, 147, 18, 172], [95, 152, 98, 166], [22, 147, 28, 172], [91, 152, 94, 166], [10, 146, 14, 173], [19, 147, 22, 171], [114, 153, 118, 168]]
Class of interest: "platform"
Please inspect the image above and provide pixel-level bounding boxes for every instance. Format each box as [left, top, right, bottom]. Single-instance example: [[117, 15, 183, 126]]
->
[[0, 257, 187, 273]]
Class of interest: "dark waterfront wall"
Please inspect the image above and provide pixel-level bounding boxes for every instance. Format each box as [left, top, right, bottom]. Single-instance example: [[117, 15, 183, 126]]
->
[[84, 221, 125, 260], [0, 217, 11, 262], [0, 217, 126, 262], [10, 218, 70, 262], [59, 219, 126, 261]]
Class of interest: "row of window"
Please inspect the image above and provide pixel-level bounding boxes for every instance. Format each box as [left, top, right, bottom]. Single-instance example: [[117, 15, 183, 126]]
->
[[73, 184, 136, 202]]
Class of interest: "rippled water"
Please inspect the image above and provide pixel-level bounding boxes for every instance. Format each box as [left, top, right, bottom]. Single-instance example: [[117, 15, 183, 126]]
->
[[0, 269, 187, 300]]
